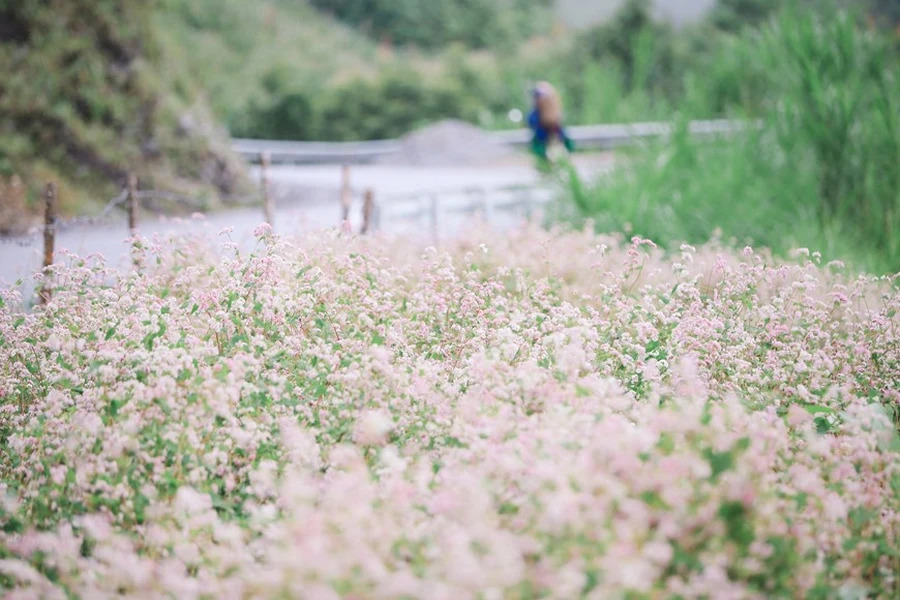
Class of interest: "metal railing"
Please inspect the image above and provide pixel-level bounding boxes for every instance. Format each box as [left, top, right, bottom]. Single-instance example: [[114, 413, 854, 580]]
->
[[233, 118, 753, 164], [232, 138, 403, 165], [366, 181, 556, 245]]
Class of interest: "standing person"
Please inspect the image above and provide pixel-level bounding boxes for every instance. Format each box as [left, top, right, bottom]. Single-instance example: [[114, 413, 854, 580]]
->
[[528, 81, 574, 162]]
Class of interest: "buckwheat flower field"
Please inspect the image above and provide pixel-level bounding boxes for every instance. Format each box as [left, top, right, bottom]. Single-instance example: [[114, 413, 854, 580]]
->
[[1, 224, 898, 599]]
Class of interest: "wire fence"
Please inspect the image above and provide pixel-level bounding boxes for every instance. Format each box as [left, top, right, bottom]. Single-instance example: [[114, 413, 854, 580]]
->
[[1, 161, 559, 305], [1, 185, 265, 248], [1, 163, 556, 252], [2, 183, 549, 252], [1, 157, 560, 295], [0, 191, 127, 247], [355, 181, 555, 246]]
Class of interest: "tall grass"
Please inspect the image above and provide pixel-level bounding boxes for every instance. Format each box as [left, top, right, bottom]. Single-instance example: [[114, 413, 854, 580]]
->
[[563, 6, 900, 274], [762, 7, 900, 264]]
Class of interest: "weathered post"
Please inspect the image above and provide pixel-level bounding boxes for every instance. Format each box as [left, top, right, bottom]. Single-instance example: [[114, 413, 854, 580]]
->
[[340, 164, 352, 224], [361, 188, 376, 235], [480, 188, 492, 222], [39, 182, 56, 305], [429, 193, 439, 247], [260, 151, 273, 226], [127, 173, 138, 235]]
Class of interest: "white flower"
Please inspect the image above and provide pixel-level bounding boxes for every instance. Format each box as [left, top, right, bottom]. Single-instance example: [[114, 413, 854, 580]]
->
[[173, 487, 212, 517], [354, 409, 394, 446]]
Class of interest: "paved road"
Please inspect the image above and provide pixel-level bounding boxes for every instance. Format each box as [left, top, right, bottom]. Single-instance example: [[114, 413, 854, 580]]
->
[[0, 153, 614, 302]]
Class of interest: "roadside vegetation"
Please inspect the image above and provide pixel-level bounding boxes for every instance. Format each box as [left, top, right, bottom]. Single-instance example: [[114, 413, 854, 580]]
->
[[561, 4, 900, 274], [0, 0, 249, 231]]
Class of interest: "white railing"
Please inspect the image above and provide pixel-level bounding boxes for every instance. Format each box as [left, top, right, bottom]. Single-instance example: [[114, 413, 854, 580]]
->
[[233, 119, 753, 164], [364, 182, 557, 244]]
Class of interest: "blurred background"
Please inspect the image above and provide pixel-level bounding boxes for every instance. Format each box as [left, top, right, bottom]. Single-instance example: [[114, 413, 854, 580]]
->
[[1, 0, 898, 272]]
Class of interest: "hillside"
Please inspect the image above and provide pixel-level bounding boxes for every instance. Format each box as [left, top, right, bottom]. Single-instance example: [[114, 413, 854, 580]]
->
[[154, 0, 524, 141], [0, 0, 250, 232], [154, 0, 383, 135]]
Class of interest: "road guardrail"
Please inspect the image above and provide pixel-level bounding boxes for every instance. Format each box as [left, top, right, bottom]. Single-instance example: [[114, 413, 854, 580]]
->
[[233, 119, 754, 165]]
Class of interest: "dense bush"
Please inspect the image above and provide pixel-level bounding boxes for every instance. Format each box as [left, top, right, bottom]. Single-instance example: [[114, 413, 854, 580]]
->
[[232, 69, 485, 141], [710, 0, 782, 32], [309, 0, 553, 49]]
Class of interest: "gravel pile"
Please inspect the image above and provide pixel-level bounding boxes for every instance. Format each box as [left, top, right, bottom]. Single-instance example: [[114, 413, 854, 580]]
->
[[380, 120, 515, 166]]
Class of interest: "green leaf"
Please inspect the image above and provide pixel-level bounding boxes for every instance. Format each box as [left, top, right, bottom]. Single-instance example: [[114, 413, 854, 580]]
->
[[814, 416, 833, 434], [705, 449, 734, 479], [657, 432, 675, 454], [641, 490, 670, 510], [719, 500, 754, 548], [215, 365, 231, 382]]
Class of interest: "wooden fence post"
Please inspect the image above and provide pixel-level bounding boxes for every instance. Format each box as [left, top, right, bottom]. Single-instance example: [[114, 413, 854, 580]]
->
[[340, 165, 352, 224], [429, 193, 439, 247], [127, 173, 138, 235], [361, 188, 375, 234], [480, 188, 491, 222], [260, 152, 273, 226], [39, 182, 56, 306]]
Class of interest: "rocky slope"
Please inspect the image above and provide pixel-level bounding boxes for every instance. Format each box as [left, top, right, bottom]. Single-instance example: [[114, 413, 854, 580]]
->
[[0, 0, 250, 233]]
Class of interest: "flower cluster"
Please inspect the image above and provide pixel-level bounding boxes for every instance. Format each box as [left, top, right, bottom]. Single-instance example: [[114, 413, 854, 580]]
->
[[0, 224, 897, 598]]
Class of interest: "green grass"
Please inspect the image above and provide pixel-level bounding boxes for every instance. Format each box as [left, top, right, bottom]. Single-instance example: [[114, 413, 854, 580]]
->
[[561, 6, 900, 275], [561, 128, 862, 266]]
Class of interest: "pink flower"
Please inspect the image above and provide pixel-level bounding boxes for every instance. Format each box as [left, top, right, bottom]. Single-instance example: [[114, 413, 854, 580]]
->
[[353, 410, 394, 446], [252, 222, 273, 237]]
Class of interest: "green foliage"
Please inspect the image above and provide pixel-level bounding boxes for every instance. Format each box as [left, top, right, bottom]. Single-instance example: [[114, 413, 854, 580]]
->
[[711, 0, 782, 32], [577, 0, 677, 94], [0, 0, 155, 178], [0, 0, 247, 224], [310, 0, 553, 49], [184, 0, 559, 139], [867, 0, 900, 25], [562, 5, 900, 274], [154, 0, 378, 124], [237, 92, 315, 141], [233, 68, 485, 141], [759, 6, 900, 264]]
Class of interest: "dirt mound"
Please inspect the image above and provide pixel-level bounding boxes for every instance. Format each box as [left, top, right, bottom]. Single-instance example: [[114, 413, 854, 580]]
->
[[381, 120, 515, 166]]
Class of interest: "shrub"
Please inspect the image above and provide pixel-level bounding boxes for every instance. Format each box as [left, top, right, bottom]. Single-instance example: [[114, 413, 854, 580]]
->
[[234, 69, 483, 141]]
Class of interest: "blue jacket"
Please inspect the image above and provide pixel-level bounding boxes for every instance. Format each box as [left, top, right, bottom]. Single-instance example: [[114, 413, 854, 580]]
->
[[528, 109, 573, 149]]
